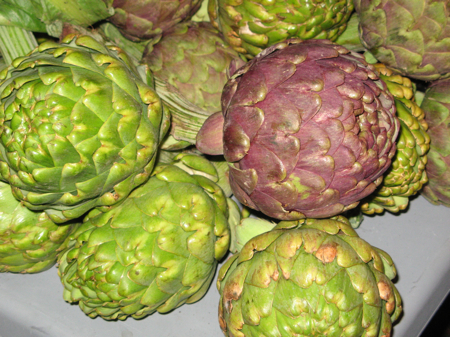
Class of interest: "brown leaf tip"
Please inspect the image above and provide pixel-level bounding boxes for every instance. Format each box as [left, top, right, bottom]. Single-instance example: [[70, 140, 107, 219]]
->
[[315, 244, 337, 263]]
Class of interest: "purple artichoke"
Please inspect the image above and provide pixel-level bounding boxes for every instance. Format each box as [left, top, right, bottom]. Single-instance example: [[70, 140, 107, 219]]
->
[[105, 0, 202, 41], [421, 78, 450, 206], [219, 39, 399, 220]]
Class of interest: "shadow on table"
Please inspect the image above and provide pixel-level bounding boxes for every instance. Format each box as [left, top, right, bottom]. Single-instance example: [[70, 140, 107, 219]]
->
[[419, 292, 450, 337]]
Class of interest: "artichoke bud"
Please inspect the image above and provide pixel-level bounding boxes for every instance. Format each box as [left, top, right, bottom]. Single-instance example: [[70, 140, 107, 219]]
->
[[58, 159, 233, 320], [361, 64, 430, 214], [0, 34, 167, 223], [218, 216, 402, 337], [222, 39, 400, 220], [143, 21, 246, 148], [421, 78, 450, 207], [354, 0, 450, 81], [105, 0, 203, 41], [209, 0, 355, 58], [0, 182, 78, 273]]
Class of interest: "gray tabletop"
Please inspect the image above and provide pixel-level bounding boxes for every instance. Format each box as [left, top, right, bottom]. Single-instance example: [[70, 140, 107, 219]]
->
[[1, 195, 449, 337]]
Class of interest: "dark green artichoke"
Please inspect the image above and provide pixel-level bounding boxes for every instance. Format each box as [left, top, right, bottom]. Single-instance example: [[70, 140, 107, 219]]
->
[[143, 21, 246, 149], [361, 64, 430, 214], [0, 34, 168, 224], [218, 216, 402, 337], [0, 181, 77, 273], [58, 155, 232, 320], [208, 0, 354, 58], [354, 0, 450, 81], [421, 78, 450, 206], [104, 0, 203, 41], [218, 39, 399, 220]]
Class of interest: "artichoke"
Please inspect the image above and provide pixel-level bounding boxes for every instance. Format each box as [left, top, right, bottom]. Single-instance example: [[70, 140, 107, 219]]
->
[[421, 78, 450, 206], [208, 0, 354, 58], [217, 39, 399, 220], [218, 216, 402, 337], [143, 21, 246, 148], [58, 155, 232, 320], [104, 0, 203, 41], [0, 181, 76, 273], [0, 34, 168, 223], [361, 64, 430, 214], [0, 0, 114, 37], [354, 0, 450, 81]]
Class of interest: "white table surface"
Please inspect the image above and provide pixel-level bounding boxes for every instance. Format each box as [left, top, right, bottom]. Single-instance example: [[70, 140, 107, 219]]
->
[[1, 195, 449, 337]]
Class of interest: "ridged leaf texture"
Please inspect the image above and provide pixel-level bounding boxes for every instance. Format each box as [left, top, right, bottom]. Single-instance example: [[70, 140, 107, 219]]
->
[[222, 39, 399, 220], [107, 0, 203, 41], [354, 0, 450, 81], [58, 160, 231, 320], [0, 34, 167, 223], [421, 78, 450, 206], [0, 181, 76, 273], [218, 216, 402, 337], [208, 0, 354, 58], [361, 64, 430, 214]]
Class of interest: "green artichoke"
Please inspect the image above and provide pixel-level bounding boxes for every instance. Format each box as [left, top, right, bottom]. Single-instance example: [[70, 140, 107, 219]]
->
[[218, 216, 402, 337], [421, 78, 450, 206], [0, 34, 168, 224], [58, 155, 232, 320], [105, 0, 203, 41], [215, 39, 399, 220], [354, 0, 450, 81], [208, 0, 354, 58], [361, 64, 430, 214], [0, 0, 114, 37], [0, 181, 76, 273], [143, 21, 246, 148]]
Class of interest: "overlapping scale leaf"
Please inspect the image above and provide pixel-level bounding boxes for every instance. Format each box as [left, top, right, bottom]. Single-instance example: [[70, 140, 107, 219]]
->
[[354, 0, 450, 81], [105, 0, 203, 41], [0, 35, 168, 223], [361, 64, 430, 214], [421, 78, 450, 206], [208, 0, 354, 58], [217, 216, 402, 337], [0, 181, 77, 273], [143, 21, 246, 148], [58, 157, 231, 320], [222, 39, 399, 220]]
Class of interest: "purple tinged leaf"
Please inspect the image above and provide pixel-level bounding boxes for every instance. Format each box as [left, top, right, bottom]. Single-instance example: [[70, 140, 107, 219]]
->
[[222, 39, 399, 220]]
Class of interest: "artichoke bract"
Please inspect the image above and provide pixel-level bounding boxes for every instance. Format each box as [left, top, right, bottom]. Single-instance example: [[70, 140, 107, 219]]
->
[[221, 39, 399, 220], [361, 64, 430, 214], [421, 79, 450, 207], [0, 35, 168, 224], [208, 0, 354, 58], [104, 0, 202, 41], [143, 21, 246, 148], [354, 0, 450, 81], [0, 181, 76, 273], [218, 216, 402, 337], [58, 156, 231, 320]]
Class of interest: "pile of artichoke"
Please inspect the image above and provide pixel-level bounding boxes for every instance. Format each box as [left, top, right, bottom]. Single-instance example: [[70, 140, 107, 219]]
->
[[1, 0, 450, 336]]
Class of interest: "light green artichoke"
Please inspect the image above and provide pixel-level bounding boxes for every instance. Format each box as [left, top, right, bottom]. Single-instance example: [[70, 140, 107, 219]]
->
[[58, 155, 232, 320], [0, 34, 169, 224], [208, 0, 354, 58], [218, 216, 402, 337], [0, 0, 114, 37], [354, 0, 450, 81], [0, 181, 77, 273], [421, 78, 450, 206], [143, 21, 246, 149], [361, 64, 430, 214]]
